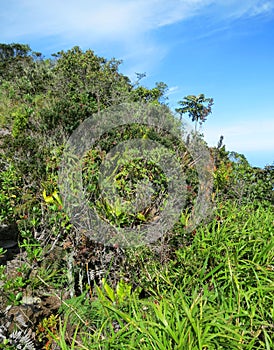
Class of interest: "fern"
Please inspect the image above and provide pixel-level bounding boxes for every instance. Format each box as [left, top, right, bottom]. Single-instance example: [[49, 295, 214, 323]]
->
[[2, 330, 35, 350]]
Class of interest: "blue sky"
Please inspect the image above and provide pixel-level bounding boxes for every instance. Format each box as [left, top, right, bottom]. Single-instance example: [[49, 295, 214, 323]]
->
[[1, 0, 274, 167]]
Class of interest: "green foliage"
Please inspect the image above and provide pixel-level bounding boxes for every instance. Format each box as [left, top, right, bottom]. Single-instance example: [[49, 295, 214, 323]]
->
[[0, 164, 22, 224], [36, 314, 59, 349], [96, 278, 133, 305], [0, 43, 32, 82], [40, 46, 132, 134], [11, 106, 33, 138], [130, 81, 168, 105], [19, 232, 43, 262], [79, 117, 203, 235], [0, 265, 29, 305], [0, 247, 6, 259], [227, 153, 273, 204], [213, 146, 273, 205], [54, 201, 274, 349], [176, 94, 214, 128], [83, 146, 169, 228]]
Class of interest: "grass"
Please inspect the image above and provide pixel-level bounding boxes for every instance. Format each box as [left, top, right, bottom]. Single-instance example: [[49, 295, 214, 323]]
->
[[51, 201, 274, 349]]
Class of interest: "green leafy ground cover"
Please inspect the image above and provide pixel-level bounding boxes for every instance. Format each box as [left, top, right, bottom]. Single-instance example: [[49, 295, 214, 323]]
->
[[51, 201, 273, 350]]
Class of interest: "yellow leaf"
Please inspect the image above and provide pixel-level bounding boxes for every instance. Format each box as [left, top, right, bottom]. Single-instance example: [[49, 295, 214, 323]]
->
[[42, 189, 54, 204], [137, 213, 146, 221], [52, 190, 62, 205]]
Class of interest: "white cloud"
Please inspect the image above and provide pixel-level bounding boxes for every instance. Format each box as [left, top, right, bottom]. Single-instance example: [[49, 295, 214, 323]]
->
[[1, 0, 273, 44], [167, 86, 180, 95], [228, 0, 274, 18], [0, 1, 197, 73], [1, 0, 273, 80], [0, 0, 196, 42]]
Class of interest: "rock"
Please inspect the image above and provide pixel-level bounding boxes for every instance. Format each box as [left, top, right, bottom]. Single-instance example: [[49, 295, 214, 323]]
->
[[0, 240, 17, 249], [0, 223, 18, 249], [0, 128, 11, 136]]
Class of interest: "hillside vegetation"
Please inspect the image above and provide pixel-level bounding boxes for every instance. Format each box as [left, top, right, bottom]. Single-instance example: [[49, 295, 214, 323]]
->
[[0, 43, 273, 349]]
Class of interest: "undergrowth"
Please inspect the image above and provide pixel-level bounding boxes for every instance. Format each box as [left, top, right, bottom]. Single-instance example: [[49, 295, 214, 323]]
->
[[51, 201, 274, 349]]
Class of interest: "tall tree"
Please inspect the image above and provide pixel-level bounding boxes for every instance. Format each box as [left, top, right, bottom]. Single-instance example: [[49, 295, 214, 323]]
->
[[176, 94, 214, 131]]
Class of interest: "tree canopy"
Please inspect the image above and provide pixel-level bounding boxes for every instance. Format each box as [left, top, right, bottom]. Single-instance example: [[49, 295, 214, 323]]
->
[[175, 93, 214, 130]]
